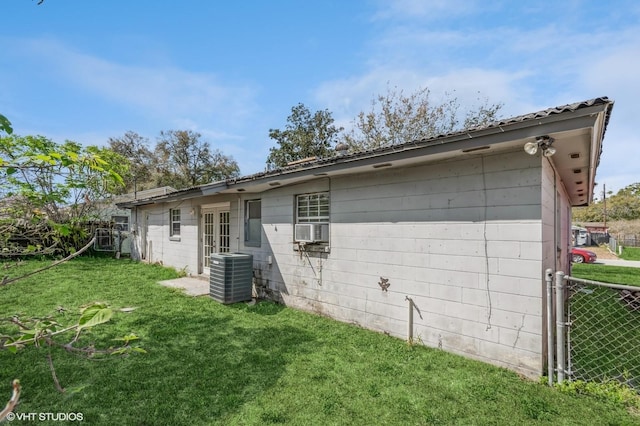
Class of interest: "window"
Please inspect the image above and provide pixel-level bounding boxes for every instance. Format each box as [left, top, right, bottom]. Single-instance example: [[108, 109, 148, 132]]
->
[[170, 208, 181, 237], [111, 215, 129, 232], [296, 192, 329, 223], [245, 199, 261, 247]]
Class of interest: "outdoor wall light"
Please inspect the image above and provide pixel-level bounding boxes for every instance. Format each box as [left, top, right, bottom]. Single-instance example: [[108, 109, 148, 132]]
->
[[524, 136, 556, 157]]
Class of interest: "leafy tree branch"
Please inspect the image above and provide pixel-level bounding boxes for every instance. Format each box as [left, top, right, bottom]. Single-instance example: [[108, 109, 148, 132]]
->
[[341, 86, 502, 151], [266, 103, 343, 169]]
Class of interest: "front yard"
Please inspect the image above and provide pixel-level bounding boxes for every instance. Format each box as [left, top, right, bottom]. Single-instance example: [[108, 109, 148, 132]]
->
[[1, 258, 639, 425]]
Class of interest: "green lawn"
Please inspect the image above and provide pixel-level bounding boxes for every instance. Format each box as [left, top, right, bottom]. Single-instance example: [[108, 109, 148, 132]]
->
[[1, 258, 639, 425], [572, 263, 640, 287], [620, 246, 640, 261]]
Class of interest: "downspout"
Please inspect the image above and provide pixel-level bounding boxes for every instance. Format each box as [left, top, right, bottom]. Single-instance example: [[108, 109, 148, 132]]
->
[[546, 157, 558, 271], [545, 269, 554, 385], [555, 271, 566, 383], [237, 194, 242, 252], [546, 156, 559, 384], [134, 206, 138, 260]]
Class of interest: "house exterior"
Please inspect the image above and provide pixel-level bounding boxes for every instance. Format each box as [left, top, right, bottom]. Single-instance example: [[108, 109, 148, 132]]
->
[[92, 186, 175, 254], [118, 97, 613, 378], [98, 186, 177, 232]]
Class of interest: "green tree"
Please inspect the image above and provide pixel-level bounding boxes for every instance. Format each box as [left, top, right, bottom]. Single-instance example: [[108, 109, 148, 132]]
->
[[266, 103, 343, 169], [107, 131, 156, 193], [1, 135, 126, 223], [608, 184, 640, 220], [154, 130, 239, 189], [341, 86, 503, 151], [0, 114, 12, 135], [573, 183, 640, 222], [572, 203, 603, 222]]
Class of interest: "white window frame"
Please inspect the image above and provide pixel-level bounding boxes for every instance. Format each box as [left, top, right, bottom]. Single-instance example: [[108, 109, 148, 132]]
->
[[296, 192, 330, 224], [170, 208, 181, 238]]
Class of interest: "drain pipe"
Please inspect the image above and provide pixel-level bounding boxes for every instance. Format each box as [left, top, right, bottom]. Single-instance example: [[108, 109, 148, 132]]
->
[[237, 195, 242, 252], [406, 296, 414, 342], [555, 270, 566, 383], [545, 269, 554, 386]]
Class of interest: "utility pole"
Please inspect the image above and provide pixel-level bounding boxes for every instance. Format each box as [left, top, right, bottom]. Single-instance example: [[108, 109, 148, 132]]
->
[[603, 183, 607, 229]]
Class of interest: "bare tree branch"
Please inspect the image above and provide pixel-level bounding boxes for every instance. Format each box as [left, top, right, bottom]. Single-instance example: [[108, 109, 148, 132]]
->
[[0, 380, 21, 422], [46, 352, 65, 393]]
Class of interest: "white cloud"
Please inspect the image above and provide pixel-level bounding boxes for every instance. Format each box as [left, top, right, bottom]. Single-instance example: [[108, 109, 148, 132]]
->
[[315, 2, 640, 192], [570, 30, 640, 193], [372, 0, 483, 21], [14, 38, 258, 129], [314, 66, 533, 131], [3, 37, 269, 174]]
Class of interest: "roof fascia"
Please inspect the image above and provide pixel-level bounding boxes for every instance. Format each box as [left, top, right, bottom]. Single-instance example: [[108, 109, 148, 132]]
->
[[229, 108, 603, 192]]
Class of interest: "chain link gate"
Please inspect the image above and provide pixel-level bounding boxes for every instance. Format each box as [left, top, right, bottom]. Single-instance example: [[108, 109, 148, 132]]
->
[[547, 269, 640, 391]]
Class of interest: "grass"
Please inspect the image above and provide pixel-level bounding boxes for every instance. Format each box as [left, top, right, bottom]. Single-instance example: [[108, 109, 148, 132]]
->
[[569, 264, 640, 391], [571, 263, 640, 287], [1, 258, 639, 425], [620, 246, 640, 261]]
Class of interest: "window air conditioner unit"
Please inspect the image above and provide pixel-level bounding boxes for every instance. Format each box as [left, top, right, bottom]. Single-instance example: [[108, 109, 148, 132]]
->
[[294, 223, 329, 243]]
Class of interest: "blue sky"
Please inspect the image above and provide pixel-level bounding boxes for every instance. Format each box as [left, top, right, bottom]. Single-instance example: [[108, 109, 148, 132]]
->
[[1, 0, 639, 195]]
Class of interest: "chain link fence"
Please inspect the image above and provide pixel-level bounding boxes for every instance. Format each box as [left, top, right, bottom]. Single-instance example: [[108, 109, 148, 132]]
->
[[564, 276, 640, 390], [608, 236, 619, 254], [616, 234, 640, 247]]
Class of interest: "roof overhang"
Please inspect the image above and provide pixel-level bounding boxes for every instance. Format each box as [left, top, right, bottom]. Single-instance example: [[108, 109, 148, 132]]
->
[[117, 98, 613, 209]]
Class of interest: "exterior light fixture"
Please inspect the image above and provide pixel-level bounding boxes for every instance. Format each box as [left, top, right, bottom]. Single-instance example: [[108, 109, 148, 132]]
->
[[524, 141, 539, 155], [524, 136, 556, 157]]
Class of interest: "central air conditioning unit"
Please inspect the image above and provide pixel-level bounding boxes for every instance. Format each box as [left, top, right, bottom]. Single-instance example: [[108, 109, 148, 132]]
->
[[209, 253, 253, 304], [294, 223, 329, 243]]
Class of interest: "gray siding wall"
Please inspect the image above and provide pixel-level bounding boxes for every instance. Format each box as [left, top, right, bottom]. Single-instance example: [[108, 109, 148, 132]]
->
[[242, 149, 547, 377]]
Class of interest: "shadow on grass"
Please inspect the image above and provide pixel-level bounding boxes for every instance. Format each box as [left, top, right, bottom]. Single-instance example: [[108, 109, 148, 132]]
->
[[226, 300, 285, 316], [29, 305, 314, 424], [1, 265, 313, 425]]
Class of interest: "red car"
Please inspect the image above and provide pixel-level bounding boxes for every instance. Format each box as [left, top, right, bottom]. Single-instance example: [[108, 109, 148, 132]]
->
[[571, 247, 597, 263]]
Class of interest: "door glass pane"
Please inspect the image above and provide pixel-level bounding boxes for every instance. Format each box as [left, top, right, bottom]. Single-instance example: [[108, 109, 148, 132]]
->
[[203, 212, 215, 268], [219, 211, 230, 253]]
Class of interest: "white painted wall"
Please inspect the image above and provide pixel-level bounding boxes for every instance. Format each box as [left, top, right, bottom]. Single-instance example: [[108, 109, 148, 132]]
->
[[241, 149, 547, 377], [129, 194, 239, 275]]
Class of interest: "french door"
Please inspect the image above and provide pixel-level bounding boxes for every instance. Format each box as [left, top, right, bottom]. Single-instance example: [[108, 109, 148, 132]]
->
[[202, 207, 230, 274]]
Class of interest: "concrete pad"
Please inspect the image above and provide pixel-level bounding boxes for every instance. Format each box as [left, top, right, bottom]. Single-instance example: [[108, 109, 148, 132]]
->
[[158, 277, 209, 296]]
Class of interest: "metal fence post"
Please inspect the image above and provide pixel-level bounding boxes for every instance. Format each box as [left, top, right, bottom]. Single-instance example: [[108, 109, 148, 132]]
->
[[555, 271, 566, 383], [406, 296, 414, 343], [545, 269, 554, 386]]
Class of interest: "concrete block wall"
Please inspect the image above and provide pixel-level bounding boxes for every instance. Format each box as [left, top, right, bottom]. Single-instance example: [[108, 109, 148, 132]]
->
[[241, 148, 548, 377], [241, 179, 330, 301], [143, 199, 200, 274], [136, 194, 240, 275]]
